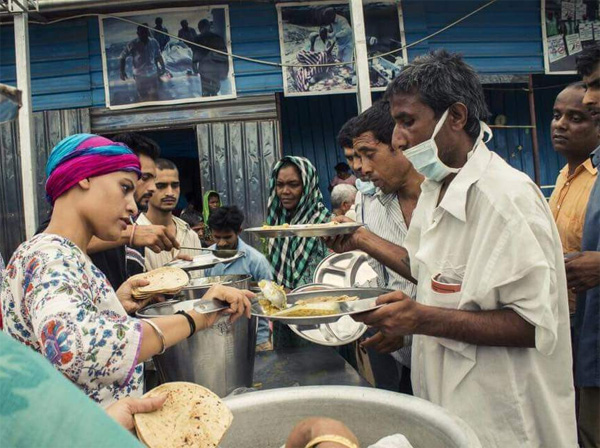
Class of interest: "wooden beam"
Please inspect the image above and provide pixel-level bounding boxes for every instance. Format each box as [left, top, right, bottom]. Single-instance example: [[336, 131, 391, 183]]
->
[[349, 0, 371, 112], [14, 12, 38, 238]]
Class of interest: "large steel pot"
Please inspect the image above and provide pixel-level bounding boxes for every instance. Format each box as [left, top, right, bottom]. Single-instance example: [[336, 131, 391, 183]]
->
[[137, 295, 257, 398], [221, 386, 481, 448], [179, 274, 251, 301]]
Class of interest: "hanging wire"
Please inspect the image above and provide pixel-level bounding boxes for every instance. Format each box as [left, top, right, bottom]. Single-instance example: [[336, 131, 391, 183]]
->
[[2, 0, 499, 69]]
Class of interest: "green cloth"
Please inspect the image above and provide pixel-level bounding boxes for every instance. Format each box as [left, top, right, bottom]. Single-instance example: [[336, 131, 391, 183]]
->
[[202, 190, 221, 224], [0, 331, 142, 448], [266, 156, 331, 290]]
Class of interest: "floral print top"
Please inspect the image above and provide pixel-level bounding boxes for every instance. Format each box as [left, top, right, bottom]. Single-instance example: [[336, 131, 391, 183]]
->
[[1, 234, 143, 406]]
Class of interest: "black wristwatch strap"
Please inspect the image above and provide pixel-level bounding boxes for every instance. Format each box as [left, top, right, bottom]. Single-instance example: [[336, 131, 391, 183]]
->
[[176, 310, 196, 338]]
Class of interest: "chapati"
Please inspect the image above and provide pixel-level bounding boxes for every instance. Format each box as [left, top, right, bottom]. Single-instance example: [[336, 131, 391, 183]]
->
[[134, 382, 233, 448]]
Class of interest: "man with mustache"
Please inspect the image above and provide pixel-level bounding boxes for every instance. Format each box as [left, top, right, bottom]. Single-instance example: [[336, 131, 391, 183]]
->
[[548, 83, 600, 317], [138, 158, 202, 270], [572, 45, 600, 448]]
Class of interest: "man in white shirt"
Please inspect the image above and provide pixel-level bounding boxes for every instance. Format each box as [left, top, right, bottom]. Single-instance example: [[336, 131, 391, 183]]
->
[[137, 158, 202, 270], [329, 50, 577, 447]]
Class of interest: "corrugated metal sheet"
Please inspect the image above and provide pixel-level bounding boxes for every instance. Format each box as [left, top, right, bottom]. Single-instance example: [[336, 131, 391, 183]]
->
[[403, 0, 543, 74], [0, 119, 25, 261], [196, 120, 279, 248], [0, 108, 90, 260], [0, 18, 96, 111], [1, 1, 545, 112], [281, 93, 358, 207], [0, 2, 282, 111], [90, 94, 278, 133], [280, 84, 565, 200]]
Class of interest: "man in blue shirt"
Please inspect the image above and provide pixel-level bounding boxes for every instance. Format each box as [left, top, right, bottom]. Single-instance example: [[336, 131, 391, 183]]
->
[[572, 45, 600, 447], [204, 206, 273, 350]]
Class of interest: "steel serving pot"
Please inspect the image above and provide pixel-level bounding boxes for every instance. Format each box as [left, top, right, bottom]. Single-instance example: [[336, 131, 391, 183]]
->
[[137, 275, 257, 397], [221, 386, 481, 448]]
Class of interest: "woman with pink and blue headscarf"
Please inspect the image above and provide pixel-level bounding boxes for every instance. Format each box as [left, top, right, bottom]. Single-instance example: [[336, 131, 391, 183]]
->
[[1, 134, 252, 406]]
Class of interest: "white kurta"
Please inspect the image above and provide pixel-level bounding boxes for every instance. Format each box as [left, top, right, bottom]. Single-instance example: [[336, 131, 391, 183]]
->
[[404, 143, 577, 447], [137, 214, 202, 271]]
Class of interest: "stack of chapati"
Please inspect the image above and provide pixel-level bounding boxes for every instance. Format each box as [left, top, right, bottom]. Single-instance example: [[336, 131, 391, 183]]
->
[[134, 382, 233, 448], [130, 267, 189, 300]]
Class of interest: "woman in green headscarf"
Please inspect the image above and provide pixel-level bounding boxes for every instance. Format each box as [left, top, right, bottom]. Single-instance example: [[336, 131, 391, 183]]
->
[[266, 156, 332, 348], [202, 190, 222, 245]]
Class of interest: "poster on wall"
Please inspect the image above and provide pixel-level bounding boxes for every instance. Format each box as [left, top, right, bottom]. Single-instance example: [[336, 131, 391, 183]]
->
[[100, 6, 236, 110], [276, 1, 407, 96], [542, 0, 600, 74]]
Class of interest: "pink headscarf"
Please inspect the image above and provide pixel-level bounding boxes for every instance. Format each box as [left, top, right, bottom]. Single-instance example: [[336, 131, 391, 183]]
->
[[45, 134, 141, 204]]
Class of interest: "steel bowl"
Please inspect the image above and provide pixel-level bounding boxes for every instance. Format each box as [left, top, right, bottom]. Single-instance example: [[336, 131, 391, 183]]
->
[[221, 386, 481, 448]]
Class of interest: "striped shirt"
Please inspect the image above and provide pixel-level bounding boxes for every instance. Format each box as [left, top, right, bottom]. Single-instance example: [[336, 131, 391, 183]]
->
[[357, 190, 418, 298], [356, 189, 417, 367]]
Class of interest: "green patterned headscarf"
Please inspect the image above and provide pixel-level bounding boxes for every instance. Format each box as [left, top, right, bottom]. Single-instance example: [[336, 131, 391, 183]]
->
[[266, 156, 331, 289], [203, 190, 221, 224]]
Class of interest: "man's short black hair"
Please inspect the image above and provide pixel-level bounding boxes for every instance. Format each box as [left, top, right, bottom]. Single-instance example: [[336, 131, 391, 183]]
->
[[208, 206, 244, 232], [351, 100, 394, 145], [111, 132, 160, 160], [337, 116, 358, 149], [384, 49, 489, 140], [576, 44, 600, 77], [335, 162, 350, 172], [155, 158, 178, 171]]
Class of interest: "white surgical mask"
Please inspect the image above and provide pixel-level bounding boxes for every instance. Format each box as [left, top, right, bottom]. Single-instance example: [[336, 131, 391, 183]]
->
[[403, 109, 455, 182], [404, 110, 494, 182], [356, 178, 376, 196]]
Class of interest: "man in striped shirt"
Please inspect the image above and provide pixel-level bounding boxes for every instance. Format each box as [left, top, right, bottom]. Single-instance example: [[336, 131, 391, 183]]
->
[[334, 101, 423, 393]]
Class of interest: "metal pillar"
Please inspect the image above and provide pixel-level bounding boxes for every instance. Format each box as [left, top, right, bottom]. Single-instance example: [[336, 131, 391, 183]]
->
[[527, 75, 541, 187], [14, 12, 38, 237], [348, 0, 372, 113]]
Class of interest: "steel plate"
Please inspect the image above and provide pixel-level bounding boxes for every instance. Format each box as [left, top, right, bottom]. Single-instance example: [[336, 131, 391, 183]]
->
[[165, 251, 243, 271], [251, 287, 390, 326], [314, 250, 378, 287], [245, 222, 363, 238]]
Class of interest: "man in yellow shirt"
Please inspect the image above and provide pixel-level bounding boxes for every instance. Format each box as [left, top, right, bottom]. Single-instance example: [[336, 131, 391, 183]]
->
[[549, 82, 600, 314]]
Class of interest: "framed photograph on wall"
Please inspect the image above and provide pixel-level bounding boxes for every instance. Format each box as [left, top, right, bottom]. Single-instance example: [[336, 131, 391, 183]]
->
[[542, 0, 600, 74], [276, 1, 407, 96], [99, 6, 236, 109]]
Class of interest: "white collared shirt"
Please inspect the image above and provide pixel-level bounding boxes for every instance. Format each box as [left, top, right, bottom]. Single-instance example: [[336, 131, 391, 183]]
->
[[404, 142, 577, 447], [136, 213, 202, 271]]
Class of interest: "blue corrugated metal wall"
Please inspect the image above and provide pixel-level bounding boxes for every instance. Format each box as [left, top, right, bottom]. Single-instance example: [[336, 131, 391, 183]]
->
[[280, 93, 359, 205], [0, 0, 544, 111], [0, 0, 570, 195], [403, 0, 543, 73], [0, 3, 282, 111]]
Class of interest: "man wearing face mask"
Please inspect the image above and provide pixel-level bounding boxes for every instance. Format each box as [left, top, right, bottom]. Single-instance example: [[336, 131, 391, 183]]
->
[[329, 50, 576, 447]]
